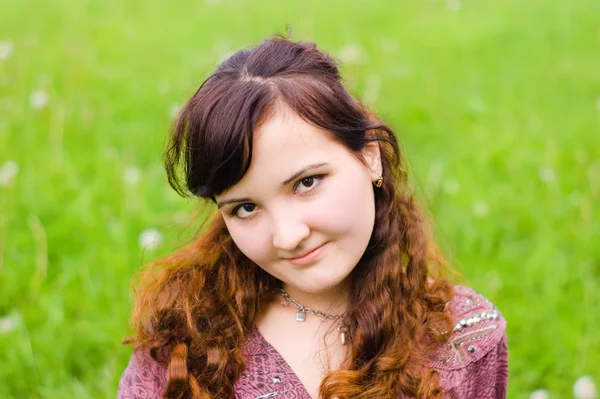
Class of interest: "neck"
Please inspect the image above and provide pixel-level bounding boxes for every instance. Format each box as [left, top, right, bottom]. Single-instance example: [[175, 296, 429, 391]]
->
[[280, 279, 351, 316]]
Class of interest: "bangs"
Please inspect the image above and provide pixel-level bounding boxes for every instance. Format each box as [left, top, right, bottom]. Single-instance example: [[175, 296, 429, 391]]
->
[[168, 78, 277, 199], [164, 38, 387, 202]]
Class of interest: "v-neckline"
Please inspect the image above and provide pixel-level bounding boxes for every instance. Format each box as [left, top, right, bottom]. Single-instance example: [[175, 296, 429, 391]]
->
[[249, 324, 315, 399]]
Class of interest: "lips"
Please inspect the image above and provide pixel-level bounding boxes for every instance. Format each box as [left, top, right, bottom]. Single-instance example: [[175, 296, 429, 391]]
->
[[287, 243, 327, 266]]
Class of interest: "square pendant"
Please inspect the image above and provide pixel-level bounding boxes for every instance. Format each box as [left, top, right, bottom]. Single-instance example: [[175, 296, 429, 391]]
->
[[295, 311, 306, 322]]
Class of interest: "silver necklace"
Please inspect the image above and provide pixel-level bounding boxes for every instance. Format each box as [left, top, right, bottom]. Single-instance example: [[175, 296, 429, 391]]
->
[[278, 288, 350, 345]]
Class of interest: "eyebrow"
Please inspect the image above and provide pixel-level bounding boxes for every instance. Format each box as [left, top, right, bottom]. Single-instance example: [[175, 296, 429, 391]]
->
[[216, 162, 329, 209]]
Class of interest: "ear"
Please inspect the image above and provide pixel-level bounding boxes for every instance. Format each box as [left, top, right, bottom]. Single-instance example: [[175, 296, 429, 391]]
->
[[361, 140, 382, 180]]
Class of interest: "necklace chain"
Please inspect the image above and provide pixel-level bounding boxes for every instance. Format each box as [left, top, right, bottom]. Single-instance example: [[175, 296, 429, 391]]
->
[[278, 288, 349, 320]]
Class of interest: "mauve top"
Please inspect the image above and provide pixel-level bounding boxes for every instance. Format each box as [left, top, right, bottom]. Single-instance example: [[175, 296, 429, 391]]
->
[[117, 286, 508, 398]]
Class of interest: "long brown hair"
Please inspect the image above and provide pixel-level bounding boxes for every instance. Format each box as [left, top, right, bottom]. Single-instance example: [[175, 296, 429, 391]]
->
[[129, 37, 455, 399]]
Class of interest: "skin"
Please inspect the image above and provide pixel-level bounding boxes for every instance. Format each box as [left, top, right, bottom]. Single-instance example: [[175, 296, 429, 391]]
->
[[215, 103, 382, 397]]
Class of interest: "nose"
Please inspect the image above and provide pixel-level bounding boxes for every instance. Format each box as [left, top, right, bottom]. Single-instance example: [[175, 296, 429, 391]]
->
[[270, 211, 310, 252]]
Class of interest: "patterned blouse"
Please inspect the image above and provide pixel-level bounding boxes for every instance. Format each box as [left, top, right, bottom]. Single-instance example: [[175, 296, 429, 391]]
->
[[117, 286, 508, 398]]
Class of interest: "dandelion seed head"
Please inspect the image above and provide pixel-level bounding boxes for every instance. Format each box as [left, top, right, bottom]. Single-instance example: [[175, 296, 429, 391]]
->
[[473, 200, 489, 217], [139, 228, 163, 251], [443, 179, 460, 195], [0, 161, 19, 187], [392, 65, 410, 78], [24, 35, 39, 48], [29, 90, 49, 109], [338, 43, 363, 64], [529, 389, 549, 399], [123, 166, 141, 186], [539, 167, 556, 183], [574, 375, 597, 399], [568, 191, 581, 206], [379, 39, 398, 54], [218, 50, 234, 64], [169, 104, 182, 119], [486, 270, 503, 293], [156, 80, 170, 95], [0, 41, 13, 61], [363, 75, 381, 105], [467, 96, 487, 114], [0, 311, 21, 334], [446, 0, 462, 11]]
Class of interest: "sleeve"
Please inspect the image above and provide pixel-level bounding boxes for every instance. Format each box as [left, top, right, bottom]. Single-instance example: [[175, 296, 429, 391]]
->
[[446, 334, 509, 399], [431, 285, 509, 399], [117, 350, 169, 399]]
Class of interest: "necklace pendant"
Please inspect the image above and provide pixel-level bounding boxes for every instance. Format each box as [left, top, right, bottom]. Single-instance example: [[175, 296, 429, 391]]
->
[[338, 325, 348, 345], [295, 310, 306, 322]]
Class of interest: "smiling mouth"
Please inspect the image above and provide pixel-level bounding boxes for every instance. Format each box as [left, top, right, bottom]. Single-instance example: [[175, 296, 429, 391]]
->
[[287, 243, 327, 265]]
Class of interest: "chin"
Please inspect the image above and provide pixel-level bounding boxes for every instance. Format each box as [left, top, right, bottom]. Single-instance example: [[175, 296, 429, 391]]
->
[[291, 271, 352, 294]]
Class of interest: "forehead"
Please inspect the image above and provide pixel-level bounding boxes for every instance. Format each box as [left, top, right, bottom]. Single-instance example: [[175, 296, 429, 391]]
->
[[220, 105, 350, 195]]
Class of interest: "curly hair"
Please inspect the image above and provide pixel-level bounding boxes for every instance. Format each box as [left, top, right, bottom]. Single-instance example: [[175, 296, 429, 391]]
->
[[128, 37, 456, 399]]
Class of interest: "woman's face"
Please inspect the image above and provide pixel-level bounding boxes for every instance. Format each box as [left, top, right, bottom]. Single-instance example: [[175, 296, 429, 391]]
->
[[215, 104, 382, 296]]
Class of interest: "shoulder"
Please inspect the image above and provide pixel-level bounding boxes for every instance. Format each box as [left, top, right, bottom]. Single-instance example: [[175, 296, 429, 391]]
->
[[117, 349, 168, 399], [429, 285, 508, 396]]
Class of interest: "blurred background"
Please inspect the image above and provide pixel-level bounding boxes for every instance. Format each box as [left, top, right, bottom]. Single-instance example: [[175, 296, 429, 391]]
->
[[1, 0, 599, 398]]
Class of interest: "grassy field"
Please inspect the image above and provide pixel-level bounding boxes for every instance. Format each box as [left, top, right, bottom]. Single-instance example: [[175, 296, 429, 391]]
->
[[1, 0, 599, 397]]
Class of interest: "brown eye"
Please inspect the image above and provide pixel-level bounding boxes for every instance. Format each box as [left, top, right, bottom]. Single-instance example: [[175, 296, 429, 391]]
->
[[233, 203, 257, 219], [294, 174, 325, 194], [242, 204, 255, 212], [301, 177, 315, 188]]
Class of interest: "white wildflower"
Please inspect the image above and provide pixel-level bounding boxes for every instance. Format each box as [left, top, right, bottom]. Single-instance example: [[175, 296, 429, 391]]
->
[[443, 179, 460, 195], [0, 311, 21, 334], [379, 39, 398, 55], [123, 166, 141, 186], [169, 104, 182, 119], [486, 270, 503, 292], [218, 50, 234, 64], [529, 389, 549, 399], [0, 41, 13, 61], [156, 80, 170, 95], [24, 35, 39, 48], [29, 90, 49, 109], [467, 96, 487, 114], [568, 191, 581, 206], [472, 200, 489, 217], [0, 160, 19, 187], [574, 375, 597, 399], [338, 43, 363, 64], [363, 75, 381, 105], [139, 228, 163, 251], [392, 65, 410, 78], [446, 0, 462, 11], [539, 166, 556, 183]]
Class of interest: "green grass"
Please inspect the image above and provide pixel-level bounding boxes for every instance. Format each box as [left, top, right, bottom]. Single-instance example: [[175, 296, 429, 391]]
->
[[1, 0, 598, 397]]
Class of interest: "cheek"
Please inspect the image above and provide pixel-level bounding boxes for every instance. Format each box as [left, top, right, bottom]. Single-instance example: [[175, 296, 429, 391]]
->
[[225, 220, 273, 265], [312, 176, 375, 234]]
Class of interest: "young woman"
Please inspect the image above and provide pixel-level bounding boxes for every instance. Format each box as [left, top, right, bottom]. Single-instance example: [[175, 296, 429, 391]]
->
[[117, 37, 508, 399]]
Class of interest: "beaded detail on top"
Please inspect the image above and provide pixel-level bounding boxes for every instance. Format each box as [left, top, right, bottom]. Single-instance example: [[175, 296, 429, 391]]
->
[[429, 285, 507, 373], [454, 310, 499, 332]]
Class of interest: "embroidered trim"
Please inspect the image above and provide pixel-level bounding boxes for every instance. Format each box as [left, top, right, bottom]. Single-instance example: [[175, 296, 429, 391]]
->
[[454, 310, 499, 332], [241, 369, 282, 379], [255, 387, 299, 398]]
